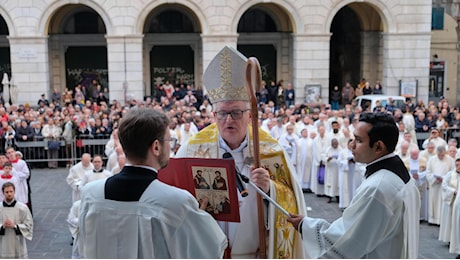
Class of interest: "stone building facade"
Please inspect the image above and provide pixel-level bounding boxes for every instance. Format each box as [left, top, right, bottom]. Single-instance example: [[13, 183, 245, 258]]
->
[[0, 0, 433, 106]]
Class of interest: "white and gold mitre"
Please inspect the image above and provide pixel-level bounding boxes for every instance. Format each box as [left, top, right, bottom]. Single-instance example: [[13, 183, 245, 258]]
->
[[203, 46, 249, 104]]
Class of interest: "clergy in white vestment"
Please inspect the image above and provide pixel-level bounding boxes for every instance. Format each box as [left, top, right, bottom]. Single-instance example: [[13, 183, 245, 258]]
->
[[448, 159, 460, 257], [396, 131, 419, 154], [426, 145, 455, 225], [80, 155, 112, 187], [338, 127, 353, 150], [295, 115, 316, 136], [403, 148, 429, 221], [330, 121, 345, 148], [0, 182, 33, 258], [338, 139, 356, 209], [79, 108, 227, 258], [395, 141, 411, 162], [269, 117, 285, 140], [279, 124, 299, 167], [5, 147, 29, 206], [448, 145, 458, 160], [422, 128, 447, 149], [439, 162, 460, 243], [67, 200, 82, 259], [421, 141, 437, 163], [323, 138, 341, 202], [288, 112, 420, 258], [296, 128, 314, 190], [402, 109, 418, 145], [66, 153, 93, 203], [310, 125, 330, 196], [176, 46, 306, 258]]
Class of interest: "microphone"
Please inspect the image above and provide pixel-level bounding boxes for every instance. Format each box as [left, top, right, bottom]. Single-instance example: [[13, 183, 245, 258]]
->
[[222, 152, 248, 197]]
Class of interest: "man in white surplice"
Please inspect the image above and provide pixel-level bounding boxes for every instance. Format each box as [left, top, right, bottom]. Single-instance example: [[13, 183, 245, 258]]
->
[[79, 109, 227, 258], [0, 182, 33, 258], [447, 158, 460, 258], [288, 112, 420, 258], [426, 145, 455, 225], [338, 139, 356, 209], [403, 147, 428, 222], [279, 124, 299, 167], [66, 153, 93, 203], [439, 158, 460, 243], [296, 128, 314, 191], [310, 125, 330, 196], [323, 138, 341, 203]]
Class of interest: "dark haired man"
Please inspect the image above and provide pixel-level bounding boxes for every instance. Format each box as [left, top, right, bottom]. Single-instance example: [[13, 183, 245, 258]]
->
[[79, 108, 226, 258], [0, 182, 33, 258], [288, 112, 420, 258]]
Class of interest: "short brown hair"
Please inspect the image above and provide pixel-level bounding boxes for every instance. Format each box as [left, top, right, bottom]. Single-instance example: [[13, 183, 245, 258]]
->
[[118, 108, 169, 161], [2, 182, 15, 192]]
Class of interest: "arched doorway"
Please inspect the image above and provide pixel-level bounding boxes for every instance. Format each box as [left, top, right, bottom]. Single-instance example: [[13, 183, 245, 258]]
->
[[48, 4, 107, 100], [329, 3, 383, 104], [237, 4, 293, 104], [0, 15, 10, 94], [143, 5, 202, 99]]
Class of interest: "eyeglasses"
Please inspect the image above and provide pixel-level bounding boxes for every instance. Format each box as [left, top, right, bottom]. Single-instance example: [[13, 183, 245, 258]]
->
[[158, 137, 178, 148], [215, 109, 250, 120]]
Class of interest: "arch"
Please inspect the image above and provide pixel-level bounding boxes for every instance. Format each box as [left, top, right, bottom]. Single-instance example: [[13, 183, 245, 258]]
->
[[38, 0, 113, 35], [232, 0, 302, 34], [325, 0, 395, 33], [0, 7, 15, 36], [137, 0, 206, 34]]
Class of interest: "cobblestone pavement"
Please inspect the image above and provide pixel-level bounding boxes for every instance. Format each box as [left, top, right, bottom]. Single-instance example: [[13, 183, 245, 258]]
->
[[27, 167, 457, 258]]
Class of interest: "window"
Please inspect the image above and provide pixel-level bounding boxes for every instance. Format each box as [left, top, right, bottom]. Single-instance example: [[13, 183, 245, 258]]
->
[[432, 7, 444, 30]]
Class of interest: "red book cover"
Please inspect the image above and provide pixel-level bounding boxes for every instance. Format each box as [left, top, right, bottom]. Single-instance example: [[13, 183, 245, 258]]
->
[[158, 157, 240, 222]]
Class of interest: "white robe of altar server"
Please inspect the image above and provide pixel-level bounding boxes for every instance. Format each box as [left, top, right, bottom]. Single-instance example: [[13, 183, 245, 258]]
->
[[324, 146, 341, 198], [426, 156, 455, 224], [79, 179, 227, 258], [0, 201, 33, 258], [279, 133, 299, 167], [80, 169, 112, 187], [449, 171, 460, 254], [299, 170, 420, 258], [439, 170, 458, 242], [296, 137, 313, 189], [405, 157, 429, 221], [66, 162, 94, 203], [338, 148, 355, 209], [67, 200, 82, 259], [10, 160, 29, 204], [311, 134, 330, 195]]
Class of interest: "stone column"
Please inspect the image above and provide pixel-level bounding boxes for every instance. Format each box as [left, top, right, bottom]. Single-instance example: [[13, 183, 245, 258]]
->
[[361, 32, 383, 86], [382, 33, 431, 102], [8, 36, 50, 105], [201, 34, 239, 73], [105, 35, 144, 105], [292, 33, 331, 104]]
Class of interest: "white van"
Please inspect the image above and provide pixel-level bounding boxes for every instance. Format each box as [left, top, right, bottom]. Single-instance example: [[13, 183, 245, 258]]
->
[[354, 95, 406, 112]]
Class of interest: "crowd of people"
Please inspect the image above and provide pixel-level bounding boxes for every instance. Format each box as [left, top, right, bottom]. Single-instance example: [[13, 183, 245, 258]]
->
[[0, 46, 459, 257]]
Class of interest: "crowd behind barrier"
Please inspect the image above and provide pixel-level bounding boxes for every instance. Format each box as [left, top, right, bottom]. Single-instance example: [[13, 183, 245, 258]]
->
[[13, 135, 110, 168], [0, 79, 459, 169]]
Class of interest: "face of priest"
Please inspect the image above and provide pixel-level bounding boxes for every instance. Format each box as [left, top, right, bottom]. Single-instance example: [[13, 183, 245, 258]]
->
[[6, 148, 15, 161], [92, 156, 103, 171], [3, 185, 15, 203], [351, 121, 379, 164], [157, 129, 171, 169], [214, 101, 251, 150]]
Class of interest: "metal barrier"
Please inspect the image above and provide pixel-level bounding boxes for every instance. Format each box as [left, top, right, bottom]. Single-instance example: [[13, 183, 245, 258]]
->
[[15, 135, 110, 167]]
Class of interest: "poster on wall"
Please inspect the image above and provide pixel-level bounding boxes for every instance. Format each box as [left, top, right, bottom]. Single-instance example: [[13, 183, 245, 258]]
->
[[305, 84, 321, 104], [399, 80, 418, 99]]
